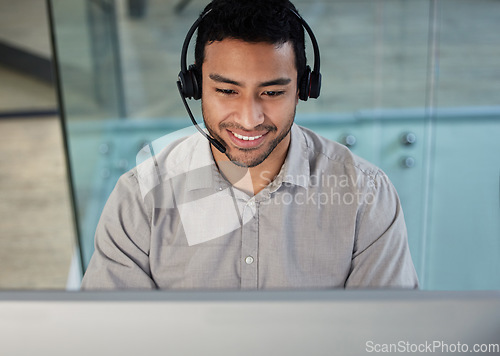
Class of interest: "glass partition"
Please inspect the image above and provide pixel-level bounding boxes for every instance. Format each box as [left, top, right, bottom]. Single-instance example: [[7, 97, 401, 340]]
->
[[48, 0, 500, 290], [424, 0, 500, 289]]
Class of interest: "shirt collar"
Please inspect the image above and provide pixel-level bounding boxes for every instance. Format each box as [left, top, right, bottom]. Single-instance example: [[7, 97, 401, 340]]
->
[[185, 134, 217, 191], [274, 124, 310, 189]]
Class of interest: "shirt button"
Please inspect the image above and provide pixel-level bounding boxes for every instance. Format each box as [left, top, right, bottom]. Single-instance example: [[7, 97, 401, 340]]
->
[[245, 256, 254, 265]]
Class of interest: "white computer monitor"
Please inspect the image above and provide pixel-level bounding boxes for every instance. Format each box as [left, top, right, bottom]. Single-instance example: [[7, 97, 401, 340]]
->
[[1, 290, 499, 355]]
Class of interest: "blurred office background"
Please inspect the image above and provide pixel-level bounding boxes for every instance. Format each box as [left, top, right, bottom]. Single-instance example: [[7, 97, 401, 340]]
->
[[0, 0, 75, 289], [0, 0, 499, 290]]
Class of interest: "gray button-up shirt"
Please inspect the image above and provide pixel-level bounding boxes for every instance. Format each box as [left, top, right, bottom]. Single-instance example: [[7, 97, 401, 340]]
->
[[81, 124, 419, 289]]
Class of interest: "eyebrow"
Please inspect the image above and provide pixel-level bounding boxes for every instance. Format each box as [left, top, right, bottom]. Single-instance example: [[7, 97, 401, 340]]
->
[[208, 73, 292, 88]]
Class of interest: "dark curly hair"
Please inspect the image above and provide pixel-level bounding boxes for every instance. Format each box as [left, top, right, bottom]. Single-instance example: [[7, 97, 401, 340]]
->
[[194, 0, 306, 83]]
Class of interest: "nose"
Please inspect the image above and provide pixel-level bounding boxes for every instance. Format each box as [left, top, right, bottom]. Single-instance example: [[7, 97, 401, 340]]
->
[[235, 95, 265, 129]]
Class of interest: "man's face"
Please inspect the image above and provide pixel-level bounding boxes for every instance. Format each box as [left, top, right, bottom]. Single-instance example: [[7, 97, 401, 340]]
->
[[201, 38, 299, 168]]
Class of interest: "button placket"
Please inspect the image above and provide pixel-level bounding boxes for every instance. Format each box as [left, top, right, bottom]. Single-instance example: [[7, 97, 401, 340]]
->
[[240, 200, 259, 289]]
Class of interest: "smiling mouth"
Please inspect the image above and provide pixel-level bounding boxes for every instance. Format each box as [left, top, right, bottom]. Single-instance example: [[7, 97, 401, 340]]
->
[[230, 131, 264, 141]]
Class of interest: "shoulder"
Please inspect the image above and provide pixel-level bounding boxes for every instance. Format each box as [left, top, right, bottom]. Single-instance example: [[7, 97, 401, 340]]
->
[[294, 125, 386, 187], [131, 130, 209, 199]]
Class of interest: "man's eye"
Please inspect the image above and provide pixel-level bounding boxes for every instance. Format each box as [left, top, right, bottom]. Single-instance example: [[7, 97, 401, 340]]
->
[[264, 91, 285, 97], [216, 88, 236, 95]]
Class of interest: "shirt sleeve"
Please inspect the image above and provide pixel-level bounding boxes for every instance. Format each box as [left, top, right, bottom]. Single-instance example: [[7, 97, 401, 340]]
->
[[81, 170, 157, 290], [344, 170, 419, 289]]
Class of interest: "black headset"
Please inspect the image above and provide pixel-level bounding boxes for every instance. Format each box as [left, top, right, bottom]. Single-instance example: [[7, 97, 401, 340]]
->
[[177, 3, 322, 153]]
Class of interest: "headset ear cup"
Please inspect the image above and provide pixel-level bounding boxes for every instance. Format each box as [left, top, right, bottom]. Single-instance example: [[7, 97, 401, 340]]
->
[[178, 70, 193, 99], [178, 65, 202, 100], [308, 71, 322, 99], [299, 66, 311, 101], [189, 65, 202, 100]]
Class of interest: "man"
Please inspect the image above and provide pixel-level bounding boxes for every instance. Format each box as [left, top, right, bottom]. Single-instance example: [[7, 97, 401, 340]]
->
[[81, 0, 418, 289]]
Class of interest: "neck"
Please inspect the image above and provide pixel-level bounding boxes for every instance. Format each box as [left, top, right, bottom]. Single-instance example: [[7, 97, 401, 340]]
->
[[212, 135, 290, 196]]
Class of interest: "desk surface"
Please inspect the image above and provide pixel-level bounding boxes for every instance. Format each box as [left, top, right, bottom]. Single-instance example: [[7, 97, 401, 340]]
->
[[1, 290, 499, 355]]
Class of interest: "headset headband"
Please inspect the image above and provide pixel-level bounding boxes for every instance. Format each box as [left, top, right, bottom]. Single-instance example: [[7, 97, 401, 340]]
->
[[180, 8, 212, 74]]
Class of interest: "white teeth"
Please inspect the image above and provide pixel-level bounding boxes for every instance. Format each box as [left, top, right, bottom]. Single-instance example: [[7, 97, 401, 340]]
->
[[232, 132, 263, 141]]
